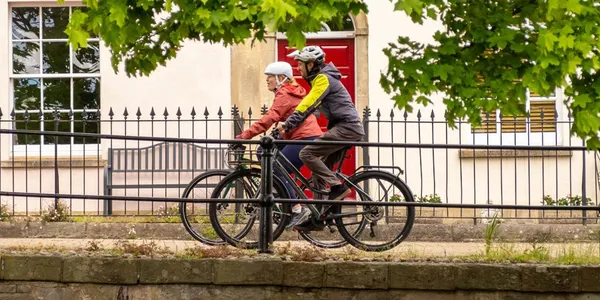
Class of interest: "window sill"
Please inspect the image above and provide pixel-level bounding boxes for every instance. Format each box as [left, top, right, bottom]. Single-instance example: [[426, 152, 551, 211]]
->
[[460, 149, 573, 159], [1, 156, 106, 168]]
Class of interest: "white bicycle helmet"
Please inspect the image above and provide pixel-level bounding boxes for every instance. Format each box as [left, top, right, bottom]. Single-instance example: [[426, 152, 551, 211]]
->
[[264, 61, 293, 89], [287, 46, 326, 65]]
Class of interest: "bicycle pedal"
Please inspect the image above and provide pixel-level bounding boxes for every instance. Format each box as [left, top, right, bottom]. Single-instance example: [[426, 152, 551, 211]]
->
[[369, 222, 376, 238], [325, 219, 337, 233]]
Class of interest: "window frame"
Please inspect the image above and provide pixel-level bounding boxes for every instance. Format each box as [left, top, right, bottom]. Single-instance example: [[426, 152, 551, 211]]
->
[[8, 3, 101, 157]]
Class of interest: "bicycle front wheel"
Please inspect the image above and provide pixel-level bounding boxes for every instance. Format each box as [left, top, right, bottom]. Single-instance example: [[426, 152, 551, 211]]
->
[[180, 170, 233, 246], [335, 170, 415, 252], [208, 169, 292, 249]]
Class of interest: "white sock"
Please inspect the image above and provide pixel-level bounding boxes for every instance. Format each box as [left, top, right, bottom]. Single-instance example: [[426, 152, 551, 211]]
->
[[292, 205, 302, 213]]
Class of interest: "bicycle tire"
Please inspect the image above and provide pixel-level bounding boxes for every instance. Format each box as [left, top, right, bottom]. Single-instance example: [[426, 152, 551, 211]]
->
[[209, 169, 292, 249], [180, 170, 236, 246], [335, 170, 415, 252]]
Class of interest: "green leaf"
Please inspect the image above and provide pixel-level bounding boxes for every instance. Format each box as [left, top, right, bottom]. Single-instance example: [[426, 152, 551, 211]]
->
[[426, 7, 437, 19], [65, 27, 90, 50], [566, 0, 583, 14], [540, 54, 560, 68], [394, 0, 424, 16], [285, 24, 306, 49], [567, 55, 582, 73], [558, 35, 575, 50], [510, 43, 526, 53], [233, 7, 249, 21], [538, 30, 558, 52], [196, 8, 211, 19], [573, 94, 592, 109], [108, 1, 127, 27]]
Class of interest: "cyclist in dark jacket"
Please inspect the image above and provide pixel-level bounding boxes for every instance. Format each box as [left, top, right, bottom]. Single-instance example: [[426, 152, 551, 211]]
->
[[276, 46, 365, 231]]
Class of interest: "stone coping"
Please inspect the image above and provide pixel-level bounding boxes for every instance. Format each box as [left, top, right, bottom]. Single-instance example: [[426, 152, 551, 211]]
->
[[0, 254, 598, 293], [0, 222, 598, 243]]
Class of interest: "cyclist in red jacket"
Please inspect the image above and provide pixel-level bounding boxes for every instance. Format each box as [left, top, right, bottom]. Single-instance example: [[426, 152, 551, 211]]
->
[[236, 61, 322, 228]]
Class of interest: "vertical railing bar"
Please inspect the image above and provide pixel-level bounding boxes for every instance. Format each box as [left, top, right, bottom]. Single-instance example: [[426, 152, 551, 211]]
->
[[486, 112, 490, 222], [541, 110, 546, 221], [137, 108, 141, 215], [445, 113, 449, 218], [388, 110, 394, 224], [24, 111, 30, 216], [417, 110, 423, 216], [431, 111, 437, 218], [472, 116, 476, 223], [69, 111, 73, 215], [39, 111, 43, 215], [124, 109, 128, 215], [499, 112, 504, 219], [582, 139, 588, 224], [83, 110, 87, 215], [526, 113, 531, 220], [513, 115, 517, 221], [164, 109, 169, 214], [459, 117, 464, 218]]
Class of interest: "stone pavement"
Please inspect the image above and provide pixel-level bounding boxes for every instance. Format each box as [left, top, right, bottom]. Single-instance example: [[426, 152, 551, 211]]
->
[[0, 238, 597, 257]]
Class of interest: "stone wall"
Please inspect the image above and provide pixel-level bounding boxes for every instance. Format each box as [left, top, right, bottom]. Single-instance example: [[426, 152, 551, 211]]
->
[[0, 255, 598, 299], [0, 222, 598, 243]]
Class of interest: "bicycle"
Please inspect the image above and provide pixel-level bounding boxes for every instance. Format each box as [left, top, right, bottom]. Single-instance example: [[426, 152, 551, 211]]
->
[[208, 129, 416, 252], [179, 135, 350, 248]]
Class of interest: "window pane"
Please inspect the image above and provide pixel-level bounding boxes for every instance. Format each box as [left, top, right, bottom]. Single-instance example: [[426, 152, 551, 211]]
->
[[530, 101, 557, 133], [43, 112, 71, 145], [12, 42, 40, 74], [42, 7, 69, 39], [74, 78, 100, 109], [15, 113, 41, 145], [501, 115, 527, 133], [324, 15, 354, 31], [14, 79, 41, 111], [471, 111, 497, 134], [43, 78, 71, 110], [74, 112, 100, 144], [12, 7, 40, 40], [42, 42, 70, 73], [73, 42, 100, 73]]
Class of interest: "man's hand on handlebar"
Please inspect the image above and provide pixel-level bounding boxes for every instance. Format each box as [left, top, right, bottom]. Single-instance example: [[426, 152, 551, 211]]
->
[[275, 123, 286, 135]]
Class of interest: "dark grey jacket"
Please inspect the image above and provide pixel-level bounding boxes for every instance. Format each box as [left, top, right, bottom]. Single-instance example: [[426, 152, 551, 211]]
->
[[284, 63, 364, 136]]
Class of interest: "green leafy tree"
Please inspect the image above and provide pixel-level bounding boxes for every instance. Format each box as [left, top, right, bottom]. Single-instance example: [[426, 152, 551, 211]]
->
[[60, 0, 600, 148]]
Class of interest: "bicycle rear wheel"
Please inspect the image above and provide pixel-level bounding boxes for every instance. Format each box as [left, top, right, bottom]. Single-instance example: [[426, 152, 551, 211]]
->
[[335, 170, 415, 252], [179, 170, 233, 246], [209, 169, 292, 249]]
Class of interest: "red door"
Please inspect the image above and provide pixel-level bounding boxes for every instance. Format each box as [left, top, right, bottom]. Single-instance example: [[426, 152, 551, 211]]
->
[[277, 39, 357, 198]]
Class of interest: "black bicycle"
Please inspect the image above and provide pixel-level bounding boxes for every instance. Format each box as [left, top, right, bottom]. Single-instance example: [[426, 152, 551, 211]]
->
[[208, 129, 416, 252]]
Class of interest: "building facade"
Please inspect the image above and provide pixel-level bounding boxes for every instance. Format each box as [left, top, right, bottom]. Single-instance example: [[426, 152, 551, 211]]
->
[[0, 0, 596, 222]]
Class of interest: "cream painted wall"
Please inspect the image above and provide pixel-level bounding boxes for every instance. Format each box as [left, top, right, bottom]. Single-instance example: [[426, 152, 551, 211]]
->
[[100, 39, 232, 153], [0, 0, 597, 217]]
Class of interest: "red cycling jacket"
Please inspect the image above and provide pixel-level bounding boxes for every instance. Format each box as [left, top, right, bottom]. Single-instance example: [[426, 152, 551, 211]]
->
[[237, 83, 322, 140]]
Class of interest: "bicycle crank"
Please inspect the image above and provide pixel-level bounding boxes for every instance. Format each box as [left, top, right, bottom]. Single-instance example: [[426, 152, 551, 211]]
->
[[326, 219, 337, 234], [369, 221, 377, 238]]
